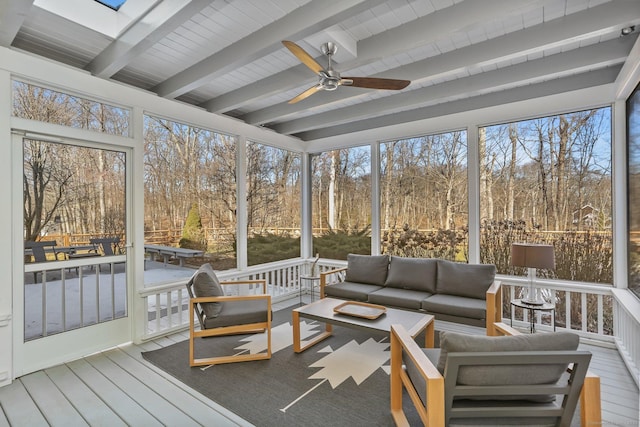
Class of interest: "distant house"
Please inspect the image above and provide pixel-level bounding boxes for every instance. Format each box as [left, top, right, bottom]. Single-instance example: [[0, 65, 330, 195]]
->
[[572, 204, 603, 229]]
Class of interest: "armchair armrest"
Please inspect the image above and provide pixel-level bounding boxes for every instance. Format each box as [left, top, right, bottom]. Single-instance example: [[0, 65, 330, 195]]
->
[[490, 322, 601, 427], [390, 324, 444, 427], [485, 280, 502, 336], [319, 266, 348, 298]]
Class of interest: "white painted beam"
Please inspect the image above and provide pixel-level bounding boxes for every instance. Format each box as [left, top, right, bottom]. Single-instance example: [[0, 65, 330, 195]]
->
[[242, 0, 640, 126], [0, 0, 35, 46], [272, 37, 633, 135], [297, 66, 620, 141], [208, 0, 546, 114], [153, 0, 386, 99], [86, 0, 213, 78]]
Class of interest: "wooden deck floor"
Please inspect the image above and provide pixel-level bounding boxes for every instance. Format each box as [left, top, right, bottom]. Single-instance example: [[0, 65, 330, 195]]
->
[[0, 298, 638, 426]]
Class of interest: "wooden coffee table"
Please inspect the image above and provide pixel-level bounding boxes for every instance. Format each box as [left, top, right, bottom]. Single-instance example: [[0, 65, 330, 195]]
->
[[292, 297, 434, 353]]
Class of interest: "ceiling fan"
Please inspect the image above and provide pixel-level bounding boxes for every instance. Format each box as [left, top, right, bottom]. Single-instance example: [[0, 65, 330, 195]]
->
[[282, 40, 411, 104]]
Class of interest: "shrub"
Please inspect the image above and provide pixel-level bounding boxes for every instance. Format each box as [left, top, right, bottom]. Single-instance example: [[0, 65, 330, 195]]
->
[[179, 204, 207, 251]]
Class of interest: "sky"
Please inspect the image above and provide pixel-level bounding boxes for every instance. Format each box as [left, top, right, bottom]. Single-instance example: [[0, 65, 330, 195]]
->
[[95, 0, 126, 11]]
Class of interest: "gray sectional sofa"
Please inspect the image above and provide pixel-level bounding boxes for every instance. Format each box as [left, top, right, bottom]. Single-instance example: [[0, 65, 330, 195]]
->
[[319, 254, 502, 329]]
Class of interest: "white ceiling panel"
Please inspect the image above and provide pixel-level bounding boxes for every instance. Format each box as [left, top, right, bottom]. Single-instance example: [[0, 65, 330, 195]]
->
[[5, 0, 639, 142]]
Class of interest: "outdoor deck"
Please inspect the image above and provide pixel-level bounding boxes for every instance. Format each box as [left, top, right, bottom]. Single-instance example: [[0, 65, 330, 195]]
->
[[0, 297, 637, 426]]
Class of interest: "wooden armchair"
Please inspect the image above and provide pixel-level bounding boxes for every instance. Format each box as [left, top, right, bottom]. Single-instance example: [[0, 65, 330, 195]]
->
[[390, 322, 601, 427], [186, 263, 271, 367]]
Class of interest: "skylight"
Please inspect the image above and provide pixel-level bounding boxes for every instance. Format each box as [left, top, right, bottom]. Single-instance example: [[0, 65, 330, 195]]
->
[[94, 0, 127, 11], [35, 0, 156, 38]]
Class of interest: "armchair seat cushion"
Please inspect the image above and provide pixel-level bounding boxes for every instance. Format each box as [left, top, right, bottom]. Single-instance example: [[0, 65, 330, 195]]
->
[[421, 294, 486, 320], [367, 287, 431, 310], [203, 299, 269, 329], [323, 281, 383, 301]]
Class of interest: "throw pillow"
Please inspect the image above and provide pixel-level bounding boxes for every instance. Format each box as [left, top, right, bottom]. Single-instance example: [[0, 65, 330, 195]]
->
[[436, 259, 496, 299], [192, 263, 224, 319], [344, 254, 389, 286]]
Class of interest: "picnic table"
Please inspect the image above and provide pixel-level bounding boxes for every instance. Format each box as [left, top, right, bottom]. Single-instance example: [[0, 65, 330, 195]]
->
[[144, 245, 204, 267]]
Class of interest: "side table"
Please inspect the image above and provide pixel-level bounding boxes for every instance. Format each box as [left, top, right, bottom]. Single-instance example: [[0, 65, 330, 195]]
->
[[510, 299, 555, 333], [299, 275, 320, 305]]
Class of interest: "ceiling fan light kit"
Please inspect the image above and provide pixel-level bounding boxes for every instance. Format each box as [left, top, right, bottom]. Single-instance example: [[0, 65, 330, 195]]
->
[[282, 40, 410, 104]]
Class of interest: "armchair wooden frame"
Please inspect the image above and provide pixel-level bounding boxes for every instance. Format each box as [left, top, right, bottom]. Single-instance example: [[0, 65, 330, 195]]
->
[[390, 322, 602, 427], [188, 279, 272, 367]]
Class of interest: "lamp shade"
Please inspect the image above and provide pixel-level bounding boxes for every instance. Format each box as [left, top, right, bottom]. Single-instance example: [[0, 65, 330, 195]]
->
[[510, 243, 555, 270]]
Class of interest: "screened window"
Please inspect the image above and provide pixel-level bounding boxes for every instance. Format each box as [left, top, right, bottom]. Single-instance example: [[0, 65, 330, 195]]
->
[[628, 83, 640, 299], [380, 131, 468, 261], [143, 115, 237, 270], [12, 80, 130, 136], [311, 147, 371, 260], [246, 142, 301, 266], [479, 107, 613, 284]]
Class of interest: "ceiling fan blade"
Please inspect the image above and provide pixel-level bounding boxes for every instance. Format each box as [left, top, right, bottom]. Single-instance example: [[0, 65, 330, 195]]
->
[[288, 85, 322, 104], [282, 41, 324, 74], [341, 77, 410, 90]]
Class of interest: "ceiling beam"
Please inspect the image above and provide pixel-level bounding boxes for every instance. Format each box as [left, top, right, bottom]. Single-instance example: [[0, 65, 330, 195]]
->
[[205, 0, 543, 114], [272, 37, 633, 135], [86, 0, 214, 78], [242, 0, 640, 126], [295, 66, 621, 141], [152, 0, 388, 99], [0, 0, 35, 46]]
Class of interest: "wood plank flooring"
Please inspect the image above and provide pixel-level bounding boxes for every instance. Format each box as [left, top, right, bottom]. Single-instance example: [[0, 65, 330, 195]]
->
[[0, 298, 637, 426]]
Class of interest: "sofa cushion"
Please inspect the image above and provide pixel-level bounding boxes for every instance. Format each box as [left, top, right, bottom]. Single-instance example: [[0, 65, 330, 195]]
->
[[436, 331, 580, 386], [192, 263, 224, 319], [345, 254, 389, 286], [384, 256, 437, 293], [324, 281, 383, 302], [368, 287, 431, 310], [421, 294, 486, 320], [436, 260, 496, 300]]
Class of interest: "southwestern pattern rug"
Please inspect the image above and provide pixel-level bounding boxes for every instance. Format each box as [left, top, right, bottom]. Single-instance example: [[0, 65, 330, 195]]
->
[[142, 307, 423, 426]]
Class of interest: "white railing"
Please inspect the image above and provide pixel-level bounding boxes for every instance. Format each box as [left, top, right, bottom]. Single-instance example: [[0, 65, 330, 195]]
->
[[496, 276, 615, 341], [24, 255, 127, 340], [612, 289, 640, 387], [139, 257, 336, 340]]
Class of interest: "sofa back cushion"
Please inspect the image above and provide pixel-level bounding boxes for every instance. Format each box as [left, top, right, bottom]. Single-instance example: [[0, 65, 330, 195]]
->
[[436, 260, 496, 299], [345, 254, 389, 286], [437, 331, 580, 386], [384, 256, 437, 293]]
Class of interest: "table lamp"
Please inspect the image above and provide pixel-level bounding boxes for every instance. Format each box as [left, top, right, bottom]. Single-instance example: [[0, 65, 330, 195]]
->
[[510, 243, 555, 305]]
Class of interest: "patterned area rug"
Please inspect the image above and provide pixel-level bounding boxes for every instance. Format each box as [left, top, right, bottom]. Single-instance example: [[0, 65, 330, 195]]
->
[[142, 306, 423, 426]]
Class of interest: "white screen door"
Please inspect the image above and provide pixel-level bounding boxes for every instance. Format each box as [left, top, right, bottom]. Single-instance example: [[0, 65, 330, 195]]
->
[[14, 134, 132, 375]]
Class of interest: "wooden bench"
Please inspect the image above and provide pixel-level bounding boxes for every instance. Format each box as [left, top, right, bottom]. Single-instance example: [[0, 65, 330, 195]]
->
[[144, 245, 204, 267]]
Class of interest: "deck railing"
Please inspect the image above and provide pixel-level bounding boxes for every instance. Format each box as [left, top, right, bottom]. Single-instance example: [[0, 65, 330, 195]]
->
[[138, 258, 640, 386], [139, 258, 334, 339], [24, 255, 127, 340]]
